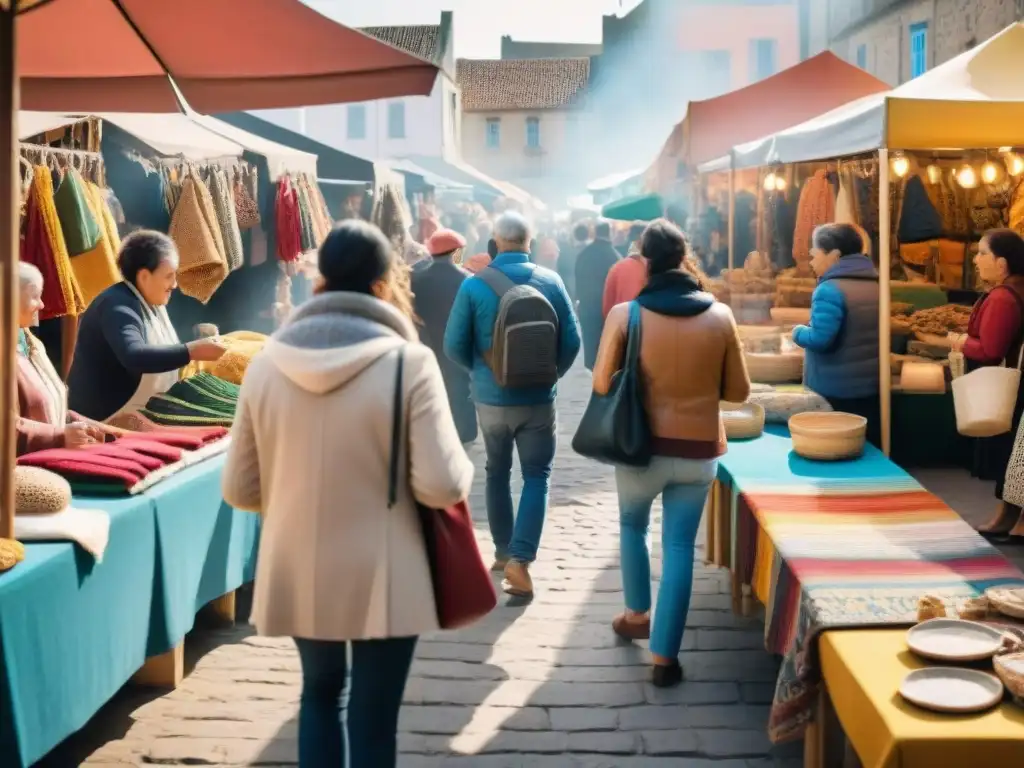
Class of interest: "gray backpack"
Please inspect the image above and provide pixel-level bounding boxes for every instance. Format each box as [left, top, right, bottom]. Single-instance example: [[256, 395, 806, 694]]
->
[[477, 266, 559, 388]]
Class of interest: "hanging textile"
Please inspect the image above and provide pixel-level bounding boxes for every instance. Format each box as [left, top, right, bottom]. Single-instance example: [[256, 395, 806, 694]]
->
[[792, 169, 834, 267], [70, 182, 122, 307], [296, 178, 317, 253], [169, 175, 229, 304], [23, 167, 84, 319], [275, 177, 302, 263], [924, 172, 971, 240], [301, 175, 332, 245], [54, 168, 103, 257], [233, 171, 261, 231], [835, 170, 855, 225], [209, 168, 245, 272]]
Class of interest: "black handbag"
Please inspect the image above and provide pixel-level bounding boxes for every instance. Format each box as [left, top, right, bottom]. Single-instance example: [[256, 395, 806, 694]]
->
[[571, 301, 651, 466]]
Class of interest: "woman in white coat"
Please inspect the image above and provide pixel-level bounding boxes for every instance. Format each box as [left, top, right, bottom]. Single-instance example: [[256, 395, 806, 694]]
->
[[223, 220, 474, 768]]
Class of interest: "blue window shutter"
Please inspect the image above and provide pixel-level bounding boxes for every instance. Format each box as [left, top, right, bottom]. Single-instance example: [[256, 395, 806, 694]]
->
[[909, 23, 928, 79]]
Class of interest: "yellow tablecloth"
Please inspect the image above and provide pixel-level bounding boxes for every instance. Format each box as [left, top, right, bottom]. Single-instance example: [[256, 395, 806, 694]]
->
[[820, 629, 1024, 768]]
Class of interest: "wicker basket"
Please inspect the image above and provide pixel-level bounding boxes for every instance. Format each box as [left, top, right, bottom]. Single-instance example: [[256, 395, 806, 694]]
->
[[789, 411, 868, 461], [769, 307, 811, 326], [745, 351, 804, 384], [721, 402, 765, 440], [994, 652, 1024, 705]]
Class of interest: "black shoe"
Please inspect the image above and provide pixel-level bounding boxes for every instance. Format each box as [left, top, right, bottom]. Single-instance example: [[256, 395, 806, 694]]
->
[[652, 661, 683, 688]]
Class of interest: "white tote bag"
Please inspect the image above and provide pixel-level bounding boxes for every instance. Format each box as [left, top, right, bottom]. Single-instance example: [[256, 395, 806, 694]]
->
[[951, 345, 1024, 438]]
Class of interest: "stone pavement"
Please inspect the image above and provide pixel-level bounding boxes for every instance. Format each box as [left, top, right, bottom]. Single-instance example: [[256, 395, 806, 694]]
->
[[44, 363, 803, 767]]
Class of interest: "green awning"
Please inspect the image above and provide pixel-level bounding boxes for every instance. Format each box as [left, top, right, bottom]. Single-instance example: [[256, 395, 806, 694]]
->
[[602, 193, 664, 222]]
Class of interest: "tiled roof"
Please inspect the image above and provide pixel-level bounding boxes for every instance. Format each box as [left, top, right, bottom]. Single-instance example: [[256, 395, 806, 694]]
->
[[456, 58, 591, 111], [361, 24, 444, 65]]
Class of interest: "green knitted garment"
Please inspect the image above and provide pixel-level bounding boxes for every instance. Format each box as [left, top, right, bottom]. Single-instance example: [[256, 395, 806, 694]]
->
[[141, 372, 238, 428]]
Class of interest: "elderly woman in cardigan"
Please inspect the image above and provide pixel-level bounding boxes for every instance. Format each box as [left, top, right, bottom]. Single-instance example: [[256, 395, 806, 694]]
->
[[66, 230, 227, 423], [16, 262, 114, 455]]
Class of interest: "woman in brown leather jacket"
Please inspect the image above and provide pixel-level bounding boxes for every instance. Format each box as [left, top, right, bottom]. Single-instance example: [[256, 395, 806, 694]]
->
[[592, 219, 750, 687]]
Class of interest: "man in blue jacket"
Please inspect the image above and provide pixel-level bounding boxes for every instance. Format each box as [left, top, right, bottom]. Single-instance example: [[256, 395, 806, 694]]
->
[[444, 211, 581, 597], [792, 223, 881, 446]]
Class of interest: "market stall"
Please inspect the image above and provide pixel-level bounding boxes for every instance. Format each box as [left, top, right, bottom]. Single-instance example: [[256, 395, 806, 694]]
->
[[706, 425, 1024, 765]]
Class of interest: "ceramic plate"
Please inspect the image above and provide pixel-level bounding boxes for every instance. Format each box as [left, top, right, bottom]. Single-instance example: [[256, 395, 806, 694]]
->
[[900, 667, 1004, 714], [906, 618, 1005, 662]]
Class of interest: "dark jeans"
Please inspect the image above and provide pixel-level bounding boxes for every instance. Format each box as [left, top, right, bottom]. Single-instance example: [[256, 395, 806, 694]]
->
[[294, 636, 417, 768], [477, 402, 557, 563]]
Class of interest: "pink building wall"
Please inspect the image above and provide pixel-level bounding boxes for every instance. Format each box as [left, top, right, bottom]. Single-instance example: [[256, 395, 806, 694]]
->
[[678, 4, 801, 90]]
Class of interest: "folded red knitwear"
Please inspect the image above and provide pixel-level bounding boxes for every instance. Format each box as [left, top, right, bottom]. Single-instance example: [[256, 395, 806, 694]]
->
[[111, 438, 184, 463], [86, 445, 170, 472], [19, 448, 153, 477], [131, 426, 229, 450], [18, 454, 147, 487]]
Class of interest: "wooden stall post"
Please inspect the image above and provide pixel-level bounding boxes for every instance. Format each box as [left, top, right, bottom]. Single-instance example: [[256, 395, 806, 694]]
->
[[0, 4, 18, 541], [727, 166, 736, 271], [877, 148, 892, 456]]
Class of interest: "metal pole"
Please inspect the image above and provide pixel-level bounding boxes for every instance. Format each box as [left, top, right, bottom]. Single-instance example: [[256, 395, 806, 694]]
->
[[878, 148, 892, 457], [0, 4, 17, 540]]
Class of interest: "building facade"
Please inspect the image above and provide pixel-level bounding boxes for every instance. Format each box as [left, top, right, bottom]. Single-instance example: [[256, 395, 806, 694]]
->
[[804, 0, 1024, 85], [457, 58, 591, 203], [252, 12, 461, 162], [500, 36, 602, 60]]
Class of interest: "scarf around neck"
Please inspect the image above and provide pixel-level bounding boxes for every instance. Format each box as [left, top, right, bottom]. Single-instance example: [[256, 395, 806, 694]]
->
[[635, 270, 715, 317]]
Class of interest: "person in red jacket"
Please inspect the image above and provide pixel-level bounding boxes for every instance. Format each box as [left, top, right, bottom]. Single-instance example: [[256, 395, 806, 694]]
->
[[602, 222, 650, 318], [949, 228, 1024, 539]]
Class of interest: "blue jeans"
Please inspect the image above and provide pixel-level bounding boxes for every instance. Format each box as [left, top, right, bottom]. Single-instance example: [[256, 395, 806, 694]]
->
[[294, 636, 417, 768], [616, 456, 718, 659], [477, 402, 557, 563]]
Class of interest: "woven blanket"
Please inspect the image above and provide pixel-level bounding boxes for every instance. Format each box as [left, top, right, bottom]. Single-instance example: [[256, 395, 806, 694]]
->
[[720, 426, 1024, 744]]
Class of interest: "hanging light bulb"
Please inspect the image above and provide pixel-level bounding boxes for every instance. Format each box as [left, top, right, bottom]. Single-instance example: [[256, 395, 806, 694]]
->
[[774, 174, 788, 191], [982, 159, 1002, 184], [956, 164, 979, 189], [891, 154, 910, 178], [763, 172, 777, 191], [926, 164, 943, 184], [1007, 154, 1024, 177], [999, 147, 1014, 154]]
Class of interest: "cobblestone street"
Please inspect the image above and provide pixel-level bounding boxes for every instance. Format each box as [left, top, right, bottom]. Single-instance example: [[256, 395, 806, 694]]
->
[[45, 363, 802, 767]]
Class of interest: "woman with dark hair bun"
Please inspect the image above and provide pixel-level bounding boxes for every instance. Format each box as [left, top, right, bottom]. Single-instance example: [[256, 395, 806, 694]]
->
[[67, 229, 227, 421], [950, 228, 1024, 538], [591, 218, 750, 687], [223, 219, 474, 767]]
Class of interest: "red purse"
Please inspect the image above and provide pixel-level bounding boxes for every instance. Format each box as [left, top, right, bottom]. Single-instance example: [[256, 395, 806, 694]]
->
[[389, 348, 496, 630]]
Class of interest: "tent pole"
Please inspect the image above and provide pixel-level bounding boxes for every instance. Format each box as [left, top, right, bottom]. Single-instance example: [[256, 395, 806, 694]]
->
[[877, 148, 892, 457], [727, 168, 736, 271], [0, 4, 16, 540]]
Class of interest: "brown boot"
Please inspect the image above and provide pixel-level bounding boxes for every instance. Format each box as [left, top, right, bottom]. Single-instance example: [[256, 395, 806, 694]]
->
[[503, 560, 533, 597], [612, 612, 651, 641], [491, 557, 509, 573]]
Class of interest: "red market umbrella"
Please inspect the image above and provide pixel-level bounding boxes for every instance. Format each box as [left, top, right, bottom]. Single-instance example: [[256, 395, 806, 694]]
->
[[15, 0, 439, 112], [0, 0, 440, 539]]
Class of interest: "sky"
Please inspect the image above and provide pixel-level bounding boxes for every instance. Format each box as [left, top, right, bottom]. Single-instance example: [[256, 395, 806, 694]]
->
[[307, 0, 645, 59]]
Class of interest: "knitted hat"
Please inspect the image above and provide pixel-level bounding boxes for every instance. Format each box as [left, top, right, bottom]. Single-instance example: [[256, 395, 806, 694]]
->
[[14, 466, 72, 516], [426, 229, 467, 256]]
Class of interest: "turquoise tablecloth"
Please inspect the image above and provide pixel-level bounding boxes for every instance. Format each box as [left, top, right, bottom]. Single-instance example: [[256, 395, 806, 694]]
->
[[0, 455, 260, 767], [0, 494, 156, 768], [148, 455, 260, 656], [719, 424, 910, 489]]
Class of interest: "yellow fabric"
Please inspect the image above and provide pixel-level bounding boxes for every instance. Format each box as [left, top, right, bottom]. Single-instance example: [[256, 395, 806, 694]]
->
[[169, 176, 228, 305], [181, 330, 267, 385], [752, 526, 775, 605], [71, 183, 122, 307], [820, 629, 1024, 768], [32, 167, 84, 316]]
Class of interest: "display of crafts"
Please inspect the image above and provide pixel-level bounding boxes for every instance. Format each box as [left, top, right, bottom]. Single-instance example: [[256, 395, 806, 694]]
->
[[901, 591, 1024, 714], [140, 372, 240, 428]]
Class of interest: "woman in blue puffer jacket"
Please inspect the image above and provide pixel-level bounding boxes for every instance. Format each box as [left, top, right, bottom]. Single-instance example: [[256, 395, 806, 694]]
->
[[792, 223, 881, 447]]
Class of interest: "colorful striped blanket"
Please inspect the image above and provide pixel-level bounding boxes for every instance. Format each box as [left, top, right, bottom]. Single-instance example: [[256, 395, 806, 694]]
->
[[719, 426, 1024, 743]]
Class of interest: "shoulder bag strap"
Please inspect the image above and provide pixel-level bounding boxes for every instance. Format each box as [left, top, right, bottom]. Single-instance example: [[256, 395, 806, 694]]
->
[[387, 346, 406, 509], [476, 265, 519, 298], [625, 301, 642, 368]]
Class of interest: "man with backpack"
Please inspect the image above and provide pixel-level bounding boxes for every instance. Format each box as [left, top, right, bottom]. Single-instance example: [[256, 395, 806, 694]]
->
[[444, 211, 581, 598]]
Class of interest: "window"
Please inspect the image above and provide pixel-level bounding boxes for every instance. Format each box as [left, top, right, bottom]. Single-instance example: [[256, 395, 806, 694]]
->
[[526, 117, 540, 149], [387, 101, 406, 139], [346, 105, 366, 140], [909, 22, 928, 78], [748, 38, 778, 82], [486, 117, 501, 148], [856, 44, 867, 70]]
